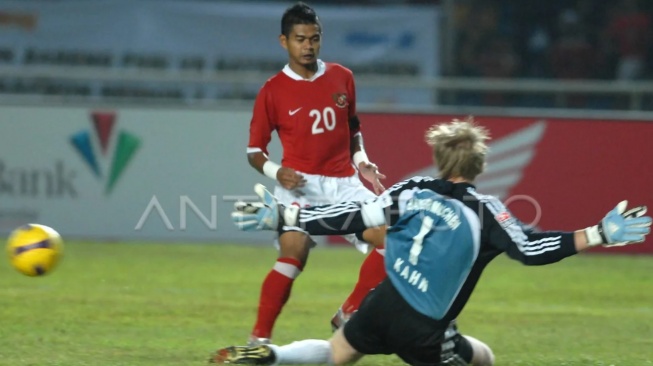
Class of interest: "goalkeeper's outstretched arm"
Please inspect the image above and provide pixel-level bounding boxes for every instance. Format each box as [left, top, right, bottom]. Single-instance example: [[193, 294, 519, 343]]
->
[[231, 184, 390, 234], [232, 185, 651, 253], [283, 198, 389, 236]]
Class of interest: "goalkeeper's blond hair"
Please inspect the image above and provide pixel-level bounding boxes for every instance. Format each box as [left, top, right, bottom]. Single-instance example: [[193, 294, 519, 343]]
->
[[425, 117, 490, 181]]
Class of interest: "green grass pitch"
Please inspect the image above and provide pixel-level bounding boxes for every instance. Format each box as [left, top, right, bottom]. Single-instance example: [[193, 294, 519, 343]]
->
[[1, 241, 652, 366]]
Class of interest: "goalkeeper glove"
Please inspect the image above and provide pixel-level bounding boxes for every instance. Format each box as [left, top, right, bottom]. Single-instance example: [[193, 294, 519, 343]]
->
[[585, 200, 652, 247], [231, 184, 299, 231]]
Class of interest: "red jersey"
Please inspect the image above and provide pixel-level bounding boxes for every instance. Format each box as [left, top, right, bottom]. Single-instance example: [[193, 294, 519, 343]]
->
[[248, 61, 358, 177]]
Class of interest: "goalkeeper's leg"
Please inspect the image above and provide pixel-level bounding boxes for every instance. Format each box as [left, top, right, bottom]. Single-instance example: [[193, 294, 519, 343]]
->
[[466, 335, 495, 366], [441, 321, 495, 366]]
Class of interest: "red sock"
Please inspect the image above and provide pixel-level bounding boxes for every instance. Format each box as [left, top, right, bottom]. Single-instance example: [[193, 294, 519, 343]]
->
[[340, 248, 387, 314], [252, 257, 303, 339]]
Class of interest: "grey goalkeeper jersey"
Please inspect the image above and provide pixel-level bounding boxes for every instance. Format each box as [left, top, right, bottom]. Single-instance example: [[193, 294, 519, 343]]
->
[[289, 176, 578, 322]]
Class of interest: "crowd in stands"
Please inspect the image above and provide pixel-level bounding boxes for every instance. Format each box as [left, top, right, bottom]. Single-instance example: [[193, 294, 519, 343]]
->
[[453, 0, 652, 80], [448, 0, 653, 109]]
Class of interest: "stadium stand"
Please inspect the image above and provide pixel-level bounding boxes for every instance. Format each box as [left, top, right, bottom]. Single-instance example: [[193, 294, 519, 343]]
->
[[0, 0, 652, 111]]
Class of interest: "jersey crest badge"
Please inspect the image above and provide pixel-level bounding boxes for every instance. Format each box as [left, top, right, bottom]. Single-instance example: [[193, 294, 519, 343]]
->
[[495, 211, 514, 228], [332, 93, 348, 108], [496, 212, 511, 222]]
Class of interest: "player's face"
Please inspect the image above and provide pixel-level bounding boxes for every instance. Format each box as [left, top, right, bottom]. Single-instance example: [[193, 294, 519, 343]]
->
[[280, 24, 321, 68]]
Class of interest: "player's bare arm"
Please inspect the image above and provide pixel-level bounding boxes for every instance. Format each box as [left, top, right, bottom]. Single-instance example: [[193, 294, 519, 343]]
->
[[247, 151, 306, 190], [350, 129, 386, 194], [361, 226, 386, 248]]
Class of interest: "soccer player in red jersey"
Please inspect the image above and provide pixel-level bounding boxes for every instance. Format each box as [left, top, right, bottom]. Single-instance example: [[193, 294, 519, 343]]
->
[[245, 1, 387, 346], [242, 3, 494, 364]]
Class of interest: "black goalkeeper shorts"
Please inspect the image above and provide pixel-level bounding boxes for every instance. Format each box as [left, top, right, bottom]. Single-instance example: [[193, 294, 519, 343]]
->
[[343, 278, 448, 366]]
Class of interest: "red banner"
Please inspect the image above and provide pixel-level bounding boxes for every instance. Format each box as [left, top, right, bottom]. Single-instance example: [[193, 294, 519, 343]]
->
[[331, 113, 653, 254]]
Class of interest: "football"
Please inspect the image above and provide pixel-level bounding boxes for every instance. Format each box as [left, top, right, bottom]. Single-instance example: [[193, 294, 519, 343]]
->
[[6, 223, 63, 276]]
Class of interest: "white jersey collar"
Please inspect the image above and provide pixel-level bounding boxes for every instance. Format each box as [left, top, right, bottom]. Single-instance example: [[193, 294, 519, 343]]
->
[[282, 60, 326, 81]]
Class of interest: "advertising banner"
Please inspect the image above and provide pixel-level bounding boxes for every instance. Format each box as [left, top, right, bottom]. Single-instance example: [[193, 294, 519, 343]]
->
[[352, 113, 653, 254], [0, 105, 282, 243], [4, 106, 650, 254], [0, 1, 439, 104]]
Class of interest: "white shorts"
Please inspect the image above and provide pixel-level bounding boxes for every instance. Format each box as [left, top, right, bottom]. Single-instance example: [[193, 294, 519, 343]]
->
[[274, 172, 376, 253]]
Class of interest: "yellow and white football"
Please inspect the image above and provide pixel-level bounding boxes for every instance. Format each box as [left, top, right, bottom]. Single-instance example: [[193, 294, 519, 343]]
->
[[6, 223, 63, 276]]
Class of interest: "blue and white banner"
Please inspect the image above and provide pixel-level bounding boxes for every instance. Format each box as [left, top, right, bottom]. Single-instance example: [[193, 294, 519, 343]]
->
[[0, 105, 282, 242], [0, 0, 439, 77]]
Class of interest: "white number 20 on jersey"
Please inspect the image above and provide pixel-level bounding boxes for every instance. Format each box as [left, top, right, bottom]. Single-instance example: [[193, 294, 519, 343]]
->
[[310, 107, 336, 134]]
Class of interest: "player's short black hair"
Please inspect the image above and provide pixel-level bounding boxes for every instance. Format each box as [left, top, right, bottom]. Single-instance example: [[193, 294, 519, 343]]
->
[[281, 2, 322, 37]]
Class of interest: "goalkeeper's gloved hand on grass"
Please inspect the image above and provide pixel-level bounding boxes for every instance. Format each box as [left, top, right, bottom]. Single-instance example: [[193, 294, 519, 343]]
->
[[585, 200, 652, 247], [231, 184, 299, 231]]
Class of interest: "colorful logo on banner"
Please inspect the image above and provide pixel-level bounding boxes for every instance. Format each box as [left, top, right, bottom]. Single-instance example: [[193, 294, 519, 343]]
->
[[405, 121, 547, 200], [70, 112, 141, 194]]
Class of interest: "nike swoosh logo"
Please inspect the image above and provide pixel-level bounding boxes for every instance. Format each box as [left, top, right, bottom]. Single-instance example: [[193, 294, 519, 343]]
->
[[288, 108, 302, 116]]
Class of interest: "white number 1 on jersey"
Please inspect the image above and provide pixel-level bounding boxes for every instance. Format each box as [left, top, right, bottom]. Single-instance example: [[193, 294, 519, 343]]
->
[[409, 216, 434, 265]]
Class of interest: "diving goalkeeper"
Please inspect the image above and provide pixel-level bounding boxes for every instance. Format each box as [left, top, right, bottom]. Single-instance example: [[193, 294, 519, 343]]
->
[[219, 117, 651, 366]]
